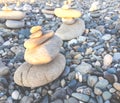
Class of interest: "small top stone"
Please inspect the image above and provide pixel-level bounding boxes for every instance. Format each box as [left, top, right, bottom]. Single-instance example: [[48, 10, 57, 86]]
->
[[30, 26, 42, 34]]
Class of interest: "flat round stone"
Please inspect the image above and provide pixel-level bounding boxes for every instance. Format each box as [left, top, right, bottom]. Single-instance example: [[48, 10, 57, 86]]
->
[[14, 53, 66, 87]]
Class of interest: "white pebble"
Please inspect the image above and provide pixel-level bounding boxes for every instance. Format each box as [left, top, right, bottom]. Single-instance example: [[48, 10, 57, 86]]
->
[[12, 90, 21, 100]]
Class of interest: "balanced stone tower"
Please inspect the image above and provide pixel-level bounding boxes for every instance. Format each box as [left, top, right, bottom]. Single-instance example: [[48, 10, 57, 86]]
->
[[55, 0, 85, 40], [0, 4, 25, 28], [14, 26, 66, 88]]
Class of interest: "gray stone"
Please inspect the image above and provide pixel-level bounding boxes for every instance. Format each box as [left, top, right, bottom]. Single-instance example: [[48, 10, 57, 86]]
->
[[113, 52, 120, 62], [102, 34, 111, 41], [72, 93, 89, 102], [96, 96, 103, 103], [51, 88, 66, 100], [0, 60, 9, 76], [14, 54, 66, 87], [102, 91, 112, 100], [6, 20, 25, 29], [55, 19, 85, 40], [20, 96, 33, 103], [77, 36, 87, 43], [51, 99, 63, 103], [95, 79, 109, 89], [67, 97, 79, 103], [75, 62, 93, 75], [87, 75, 98, 87]]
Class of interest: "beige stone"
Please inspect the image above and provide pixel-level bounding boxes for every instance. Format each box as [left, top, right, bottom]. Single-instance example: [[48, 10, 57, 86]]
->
[[0, 11, 25, 20], [14, 54, 66, 87], [54, 8, 81, 18], [30, 26, 42, 34], [30, 31, 43, 39], [24, 31, 54, 49], [41, 9, 54, 15], [103, 54, 113, 66], [55, 19, 85, 40], [24, 35, 63, 65]]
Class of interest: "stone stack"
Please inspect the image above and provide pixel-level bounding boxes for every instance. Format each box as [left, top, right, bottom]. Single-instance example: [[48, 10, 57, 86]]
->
[[54, 0, 85, 40], [14, 26, 66, 88], [0, 6, 25, 29], [41, 2, 55, 19]]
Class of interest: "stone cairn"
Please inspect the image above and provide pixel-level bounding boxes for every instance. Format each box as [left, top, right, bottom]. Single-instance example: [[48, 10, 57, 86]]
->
[[14, 26, 66, 88], [0, 4, 25, 29], [41, 1, 55, 19], [54, 0, 85, 40]]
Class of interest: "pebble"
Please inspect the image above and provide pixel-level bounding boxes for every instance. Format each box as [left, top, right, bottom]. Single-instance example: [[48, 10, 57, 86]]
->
[[72, 93, 90, 102], [113, 52, 120, 62], [94, 87, 102, 95], [75, 62, 93, 75], [103, 54, 113, 67], [51, 88, 66, 100], [11, 90, 21, 100], [107, 68, 117, 74], [0, 60, 9, 76], [102, 91, 112, 100], [102, 34, 111, 41], [5, 20, 25, 29], [95, 79, 109, 89], [68, 79, 77, 88], [51, 99, 63, 103], [61, 79, 66, 87], [87, 75, 98, 87], [20, 96, 33, 103], [66, 97, 79, 103], [77, 36, 87, 43], [113, 82, 120, 91], [96, 96, 103, 103]]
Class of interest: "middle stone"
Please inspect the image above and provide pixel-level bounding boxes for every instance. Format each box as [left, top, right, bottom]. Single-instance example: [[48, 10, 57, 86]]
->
[[24, 27, 63, 65]]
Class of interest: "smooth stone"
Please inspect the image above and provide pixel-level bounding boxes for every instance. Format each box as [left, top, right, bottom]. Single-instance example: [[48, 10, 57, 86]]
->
[[30, 31, 42, 39], [24, 31, 54, 49], [87, 75, 98, 87], [75, 62, 93, 75], [51, 88, 66, 100], [77, 36, 87, 43], [113, 82, 120, 91], [62, 18, 76, 25], [72, 93, 89, 102], [41, 95, 49, 103], [6, 20, 25, 29], [54, 8, 81, 18], [30, 26, 42, 34], [104, 72, 117, 84], [102, 91, 112, 100], [51, 99, 63, 103], [107, 68, 116, 74], [96, 96, 103, 103], [55, 19, 85, 40], [12, 90, 21, 100], [67, 97, 79, 103], [95, 79, 109, 89], [89, 2, 100, 11], [20, 96, 33, 103], [14, 54, 66, 87], [94, 87, 102, 95], [24, 35, 63, 65], [0, 11, 25, 20], [102, 34, 111, 41], [113, 52, 120, 62], [103, 54, 112, 66], [0, 60, 9, 76]]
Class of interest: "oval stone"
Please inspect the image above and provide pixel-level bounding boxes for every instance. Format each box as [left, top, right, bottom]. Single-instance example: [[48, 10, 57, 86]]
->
[[0, 11, 25, 20], [14, 54, 66, 87], [24, 35, 63, 65], [5, 20, 25, 29]]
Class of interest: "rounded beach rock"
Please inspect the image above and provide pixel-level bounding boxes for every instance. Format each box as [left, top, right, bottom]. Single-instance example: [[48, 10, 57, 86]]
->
[[5, 20, 25, 29], [24, 35, 63, 65], [0, 11, 25, 20], [55, 19, 85, 40], [14, 53, 66, 87], [54, 8, 81, 18]]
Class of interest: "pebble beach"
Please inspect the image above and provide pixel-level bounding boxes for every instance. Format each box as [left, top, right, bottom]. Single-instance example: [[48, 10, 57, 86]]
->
[[0, 0, 120, 103]]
